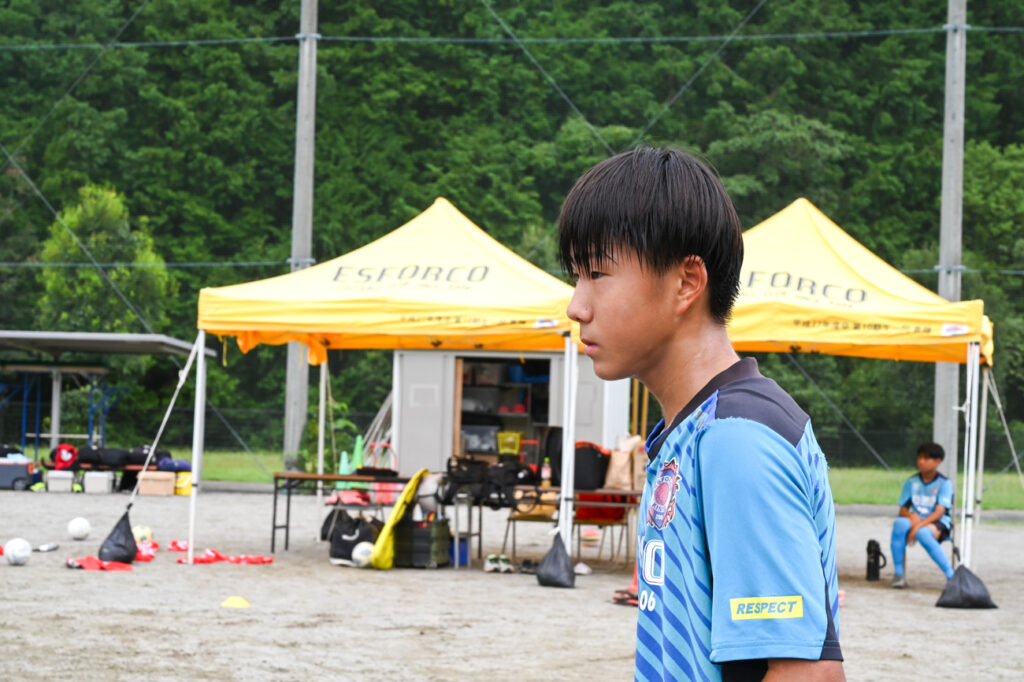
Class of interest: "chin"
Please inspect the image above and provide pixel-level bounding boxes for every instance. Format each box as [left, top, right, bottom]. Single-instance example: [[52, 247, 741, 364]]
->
[[591, 361, 630, 382]]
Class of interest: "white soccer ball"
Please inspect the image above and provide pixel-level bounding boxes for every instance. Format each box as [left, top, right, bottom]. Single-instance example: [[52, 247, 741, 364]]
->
[[4, 538, 32, 566], [351, 541, 374, 568], [68, 517, 91, 541], [132, 525, 153, 543]]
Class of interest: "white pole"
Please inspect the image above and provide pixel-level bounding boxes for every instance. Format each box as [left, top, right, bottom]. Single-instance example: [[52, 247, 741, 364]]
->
[[559, 335, 574, 543], [316, 359, 327, 532], [975, 366, 990, 522], [961, 343, 980, 567], [187, 331, 208, 566], [50, 369, 62, 453]]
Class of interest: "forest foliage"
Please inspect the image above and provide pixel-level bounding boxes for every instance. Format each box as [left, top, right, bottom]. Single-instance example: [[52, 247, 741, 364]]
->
[[3, 1, 1024, 463]]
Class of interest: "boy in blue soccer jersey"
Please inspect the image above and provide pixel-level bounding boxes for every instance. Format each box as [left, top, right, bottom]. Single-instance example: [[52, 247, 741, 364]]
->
[[890, 442, 955, 588], [559, 146, 844, 682]]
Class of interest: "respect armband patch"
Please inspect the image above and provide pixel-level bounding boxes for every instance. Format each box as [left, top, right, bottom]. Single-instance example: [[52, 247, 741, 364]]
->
[[730, 596, 803, 620]]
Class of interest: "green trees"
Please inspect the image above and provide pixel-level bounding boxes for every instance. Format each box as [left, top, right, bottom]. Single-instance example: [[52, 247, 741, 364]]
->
[[3, 1, 1024, 460], [37, 184, 175, 373]]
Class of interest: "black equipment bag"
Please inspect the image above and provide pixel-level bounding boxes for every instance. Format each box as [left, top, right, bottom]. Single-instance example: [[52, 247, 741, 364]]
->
[[573, 442, 610, 490], [537, 531, 575, 588], [128, 445, 172, 467], [327, 510, 382, 566], [98, 448, 130, 467], [98, 511, 138, 563], [353, 466, 398, 478], [546, 433, 610, 490], [440, 456, 490, 504], [78, 447, 103, 465], [936, 565, 997, 608]]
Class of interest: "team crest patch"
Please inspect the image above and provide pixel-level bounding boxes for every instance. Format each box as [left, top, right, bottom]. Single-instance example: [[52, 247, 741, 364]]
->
[[647, 459, 680, 530]]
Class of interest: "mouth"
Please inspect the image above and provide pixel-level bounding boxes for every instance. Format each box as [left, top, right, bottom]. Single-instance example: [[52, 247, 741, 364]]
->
[[580, 337, 597, 354]]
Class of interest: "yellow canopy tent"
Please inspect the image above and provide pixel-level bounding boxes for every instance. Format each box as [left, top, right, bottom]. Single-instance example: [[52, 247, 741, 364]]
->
[[729, 198, 993, 365], [193, 197, 583, 547], [197, 197, 574, 363], [730, 198, 992, 567]]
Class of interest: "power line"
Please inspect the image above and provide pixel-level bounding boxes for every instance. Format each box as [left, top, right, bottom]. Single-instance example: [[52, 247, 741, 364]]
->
[[478, 0, 613, 155], [630, 0, 770, 147], [0, 0, 154, 177], [7, 26, 1013, 52], [0, 260, 287, 269]]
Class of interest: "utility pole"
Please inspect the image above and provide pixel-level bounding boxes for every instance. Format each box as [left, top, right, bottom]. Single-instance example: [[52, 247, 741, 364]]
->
[[933, 0, 967, 491], [284, 0, 320, 461]]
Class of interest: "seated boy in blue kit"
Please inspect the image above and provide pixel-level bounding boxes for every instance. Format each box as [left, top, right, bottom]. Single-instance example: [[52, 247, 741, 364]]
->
[[890, 442, 956, 588], [559, 146, 844, 682]]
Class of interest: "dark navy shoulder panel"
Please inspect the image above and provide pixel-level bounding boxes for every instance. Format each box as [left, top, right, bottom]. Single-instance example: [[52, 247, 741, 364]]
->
[[715, 376, 809, 448]]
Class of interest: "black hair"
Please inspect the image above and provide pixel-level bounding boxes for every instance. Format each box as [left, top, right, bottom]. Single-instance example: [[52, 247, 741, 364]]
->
[[917, 442, 945, 461], [557, 145, 744, 323]]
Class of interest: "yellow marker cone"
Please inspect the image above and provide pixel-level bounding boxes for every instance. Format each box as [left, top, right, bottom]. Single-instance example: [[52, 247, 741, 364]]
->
[[221, 596, 250, 609]]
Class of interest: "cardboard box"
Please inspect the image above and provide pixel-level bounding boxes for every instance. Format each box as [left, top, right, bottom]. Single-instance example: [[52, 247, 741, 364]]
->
[[46, 469, 74, 492], [83, 470, 114, 494], [138, 470, 175, 496]]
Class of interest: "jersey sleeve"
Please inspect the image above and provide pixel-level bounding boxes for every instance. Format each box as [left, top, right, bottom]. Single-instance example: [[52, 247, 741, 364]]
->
[[937, 478, 954, 510], [696, 417, 831, 663], [898, 478, 913, 508]]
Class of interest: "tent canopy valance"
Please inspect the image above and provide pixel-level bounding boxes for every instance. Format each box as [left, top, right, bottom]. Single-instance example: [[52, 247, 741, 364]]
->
[[197, 197, 575, 363], [729, 198, 993, 365]]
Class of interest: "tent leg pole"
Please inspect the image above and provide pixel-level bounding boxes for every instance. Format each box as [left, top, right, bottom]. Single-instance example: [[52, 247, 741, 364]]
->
[[960, 343, 980, 568], [975, 367, 990, 524], [316, 359, 328, 537], [188, 331, 207, 566], [559, 334, 578, 544]]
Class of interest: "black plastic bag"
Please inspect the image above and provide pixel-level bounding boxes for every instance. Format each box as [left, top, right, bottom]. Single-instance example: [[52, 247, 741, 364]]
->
[[537, 532, 574, 588], [936, 565, 997, 608], [98, 511, 138, 563]]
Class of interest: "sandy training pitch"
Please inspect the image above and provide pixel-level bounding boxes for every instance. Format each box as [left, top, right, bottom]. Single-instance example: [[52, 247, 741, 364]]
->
[[1, 489, 1022, 680]]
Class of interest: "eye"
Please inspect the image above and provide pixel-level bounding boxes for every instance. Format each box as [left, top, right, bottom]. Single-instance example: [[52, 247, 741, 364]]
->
[[589, 271, 606, 280]]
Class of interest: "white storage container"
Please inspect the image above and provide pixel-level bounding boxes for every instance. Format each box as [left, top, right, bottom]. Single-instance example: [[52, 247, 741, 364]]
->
[[83, 470, 115, 494], [46, 470, 74, 492]]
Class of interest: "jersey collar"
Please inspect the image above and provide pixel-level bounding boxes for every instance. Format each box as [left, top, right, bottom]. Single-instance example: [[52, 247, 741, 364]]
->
[[645, 357, 761, 462]]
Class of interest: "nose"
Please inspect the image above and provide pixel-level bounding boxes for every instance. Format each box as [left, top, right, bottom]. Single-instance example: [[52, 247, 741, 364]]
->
[[567, 283, 591, 323]]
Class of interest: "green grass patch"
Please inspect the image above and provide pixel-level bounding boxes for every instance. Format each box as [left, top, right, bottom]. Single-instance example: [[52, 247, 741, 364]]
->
[[830, 467, 1024, 510], [170, 448, 281, 483], [158, 450, 1024, 509]]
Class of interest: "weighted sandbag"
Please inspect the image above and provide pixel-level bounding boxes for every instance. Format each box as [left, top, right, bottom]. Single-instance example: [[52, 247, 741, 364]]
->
[[936, 565, 997, 608], [98, 512, 138, 564]]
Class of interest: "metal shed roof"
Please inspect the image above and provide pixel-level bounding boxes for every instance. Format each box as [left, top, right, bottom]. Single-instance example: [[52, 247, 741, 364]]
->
[[0, 331, 215, 359]]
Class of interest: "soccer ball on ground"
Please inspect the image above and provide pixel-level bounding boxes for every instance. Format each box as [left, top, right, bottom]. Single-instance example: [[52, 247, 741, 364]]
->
[[5, 538, 32, 566], [132, 525, 153, 543], [351, 541, 374, 568], [68, 517, 91, 541]]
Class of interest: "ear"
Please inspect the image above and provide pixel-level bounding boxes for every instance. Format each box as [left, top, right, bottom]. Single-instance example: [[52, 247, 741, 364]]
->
[[673, 256, 709, 316]]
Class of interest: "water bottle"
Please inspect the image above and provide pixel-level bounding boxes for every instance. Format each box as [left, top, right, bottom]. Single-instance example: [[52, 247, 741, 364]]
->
[[866, 539, 887, 581], [540, 457, 552, 487]]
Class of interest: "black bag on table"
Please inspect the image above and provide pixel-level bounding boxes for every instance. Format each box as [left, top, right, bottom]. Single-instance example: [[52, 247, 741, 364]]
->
[[78, 447, 103, 465], [440, 456, 490, 504], [98, 448, 130, 467], [573, 442, 610, 490], [128, 445, 172, 467], [537, 531, 574, 588], [98, 511, 137, 563]]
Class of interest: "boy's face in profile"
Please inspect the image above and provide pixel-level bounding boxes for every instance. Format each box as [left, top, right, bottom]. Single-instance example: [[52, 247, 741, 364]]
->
[[916, 452, 942, 479], [567, 248, 679, 382]]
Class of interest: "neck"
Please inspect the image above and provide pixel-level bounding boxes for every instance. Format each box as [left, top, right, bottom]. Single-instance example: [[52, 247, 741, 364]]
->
[[920, 471, 938, 484], [643, 323, 739, 422]]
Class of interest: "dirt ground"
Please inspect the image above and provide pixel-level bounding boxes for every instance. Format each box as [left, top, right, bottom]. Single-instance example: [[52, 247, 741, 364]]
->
[[1, 487, 1022, 681]]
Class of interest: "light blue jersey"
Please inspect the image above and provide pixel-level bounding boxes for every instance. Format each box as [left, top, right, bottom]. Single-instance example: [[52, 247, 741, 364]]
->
[[899, 474, 953, 529], [635, 359, 841, 681]]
